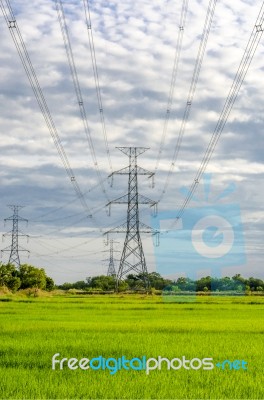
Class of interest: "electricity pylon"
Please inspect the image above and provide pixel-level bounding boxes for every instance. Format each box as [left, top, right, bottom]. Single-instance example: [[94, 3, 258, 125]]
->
[[1, 205, 29, 268], [102, 239, 119, 277], [105, 147, 159, 291]]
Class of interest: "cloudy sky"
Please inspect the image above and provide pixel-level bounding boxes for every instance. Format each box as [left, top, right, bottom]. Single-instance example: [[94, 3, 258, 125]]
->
[[0, 0, 263, 284]]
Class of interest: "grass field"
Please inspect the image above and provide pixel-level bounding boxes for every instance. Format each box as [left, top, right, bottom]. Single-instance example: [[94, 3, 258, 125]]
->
[[0, 294, 263, 399]]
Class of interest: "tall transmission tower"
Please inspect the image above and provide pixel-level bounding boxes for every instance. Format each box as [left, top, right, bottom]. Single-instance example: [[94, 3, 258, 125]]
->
[[105, 147, 159, 290], [1, 205, 29, 268], [102, 239, 119, 277]]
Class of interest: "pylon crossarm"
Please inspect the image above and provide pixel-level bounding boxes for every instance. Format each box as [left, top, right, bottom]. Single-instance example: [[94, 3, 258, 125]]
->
[[3, 232, 29, 239], [136, 166, 154, 176], [4, 216, 27, 222], [103, 222, 127, 236], [107, 194, 129, 205], [137, 221, 156, 233], [137, 194, 157, 205], [109, 166, 130, 176], [18, 247, 30, 253], [116, 147, 149, 157], [112, 226, 153, 234]]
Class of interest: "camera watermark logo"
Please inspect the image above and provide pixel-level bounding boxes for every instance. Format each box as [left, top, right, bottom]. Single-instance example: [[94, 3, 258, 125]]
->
[[191, 214, 234, 258], [151, 174, 246, 298]]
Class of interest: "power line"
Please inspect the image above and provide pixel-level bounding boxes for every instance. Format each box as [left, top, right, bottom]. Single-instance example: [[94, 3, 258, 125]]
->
[[32, 214, 93, 238], [158, 0, 218, 202], [32, 210, 89, 224], [31, 176, 108, 222], [55, 0, 110, 203], [30, 233, 102, 258], [30, 202, 109, 238], [29, 201, 155, 245], [154, 0, 189, 173], [82, 0, 113, 173], [0, 0, 93, 214], [168, 2, 264, 229], [27, 201, 160, 266]]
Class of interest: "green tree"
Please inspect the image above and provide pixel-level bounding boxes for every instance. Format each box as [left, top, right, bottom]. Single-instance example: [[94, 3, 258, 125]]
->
[[125, 274, 139, 289], [89, 275, 115, 291], [0, 263, 21, 292], [7, 276, 21, 292], [63, 280, 88, 290], [58, 282, 74, 290], [174, 277, 195, 291], [19, 264, 47, 289], [148, 272, 172, 290], [117, 280, 129, 292], [196, 276, 211, 291], [232, 273, 245, 283], [246, 277, 264, 291], [218, 276, 233, 291], [45, 276, 55, 291]]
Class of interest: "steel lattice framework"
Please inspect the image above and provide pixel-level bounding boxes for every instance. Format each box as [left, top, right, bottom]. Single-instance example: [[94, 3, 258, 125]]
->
[[103, 239, 119, 277], [1, 205, 29, 268], [105, 147, 159, 290]]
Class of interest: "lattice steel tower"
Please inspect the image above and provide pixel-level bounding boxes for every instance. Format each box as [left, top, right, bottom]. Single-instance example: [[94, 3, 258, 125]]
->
[[105, 147, 158, 290], [103, 239, 119, 277], [1, 205, 29, 267]]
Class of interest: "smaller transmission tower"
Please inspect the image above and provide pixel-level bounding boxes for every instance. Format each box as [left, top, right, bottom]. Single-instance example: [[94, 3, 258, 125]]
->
[[103, 239, 119, 277], [1, 205, 29, 268]]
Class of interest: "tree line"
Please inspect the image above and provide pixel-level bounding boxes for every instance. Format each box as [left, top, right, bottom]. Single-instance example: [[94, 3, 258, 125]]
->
[[1, 262, 263, 293], [58, 272, 264, 293]]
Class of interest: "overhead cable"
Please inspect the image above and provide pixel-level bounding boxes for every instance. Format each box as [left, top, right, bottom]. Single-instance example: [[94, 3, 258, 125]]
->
[[0, 0, 92, 214], [158, 0, 218, 201], [55, 0, 110, 202], [154, 0, 189, 173], [169, 2, 264, 228], [82, 0, 113, 173]]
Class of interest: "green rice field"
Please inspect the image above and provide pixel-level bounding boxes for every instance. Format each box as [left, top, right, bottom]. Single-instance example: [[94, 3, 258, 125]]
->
[[0, 294, 263, 399]]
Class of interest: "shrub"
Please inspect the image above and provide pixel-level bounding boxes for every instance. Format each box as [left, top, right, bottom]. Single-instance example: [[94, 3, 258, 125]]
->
[[0, 286, 12, 296]]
